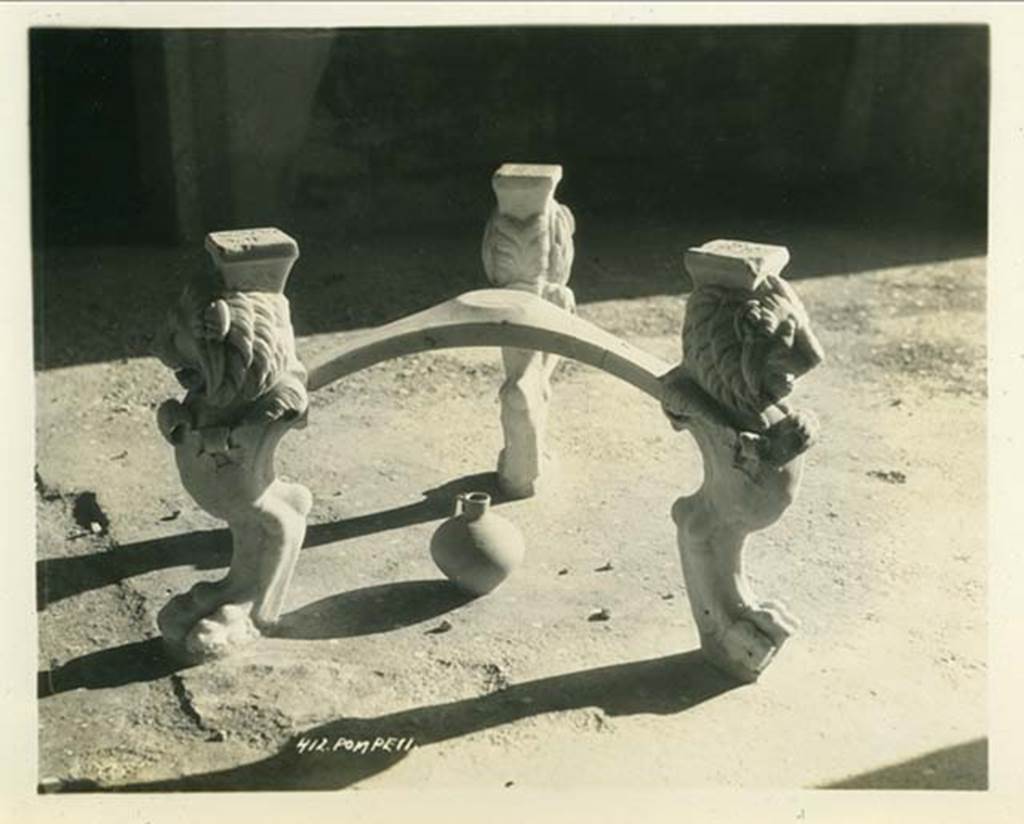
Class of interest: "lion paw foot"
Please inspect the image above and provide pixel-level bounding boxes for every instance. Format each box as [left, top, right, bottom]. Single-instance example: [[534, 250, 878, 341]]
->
[[497, 448, 552, 499], [702, 602, 798, 683], [157, 581, 260, 662], [182, 604, 261, 661]]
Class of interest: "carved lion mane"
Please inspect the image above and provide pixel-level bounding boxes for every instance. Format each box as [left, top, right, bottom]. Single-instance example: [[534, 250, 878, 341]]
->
[[155, 283, 308, 422], [682, 274, 825, 429]]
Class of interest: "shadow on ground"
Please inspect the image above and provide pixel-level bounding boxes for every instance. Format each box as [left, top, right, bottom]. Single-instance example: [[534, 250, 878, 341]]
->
[[272, 580, 476, 640], [37, 472, 508, 608], [37, 579, 476, 697], [80, 649, 740, 792], [37, 472, 510, 697], [37, 637, 179, 698], [821, 738, 988, 791], [34, 198, 986, 370]]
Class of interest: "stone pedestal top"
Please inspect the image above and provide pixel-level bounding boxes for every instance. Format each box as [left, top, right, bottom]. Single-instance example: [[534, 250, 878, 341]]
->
[[684, 239, 791, 292], [493, 163, 563, 183], [205, 228, 300, 293], [491, 164, 563, 219]]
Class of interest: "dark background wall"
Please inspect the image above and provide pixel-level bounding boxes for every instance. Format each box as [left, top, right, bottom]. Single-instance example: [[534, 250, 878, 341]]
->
[[30, 26, 988, 247]]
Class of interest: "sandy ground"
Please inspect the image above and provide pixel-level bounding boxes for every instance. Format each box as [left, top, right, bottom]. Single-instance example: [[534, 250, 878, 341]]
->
[[34, 220, 986, 791]]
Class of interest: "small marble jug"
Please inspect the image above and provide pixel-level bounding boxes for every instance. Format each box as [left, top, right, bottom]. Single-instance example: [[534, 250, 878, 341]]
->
[[430, 492, 525, 595]]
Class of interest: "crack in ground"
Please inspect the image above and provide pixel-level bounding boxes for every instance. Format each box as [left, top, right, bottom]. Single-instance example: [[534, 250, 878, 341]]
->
[[170, 673, 209, 733]]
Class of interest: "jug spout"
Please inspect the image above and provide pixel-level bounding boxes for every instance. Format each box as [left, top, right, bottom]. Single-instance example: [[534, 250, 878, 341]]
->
[[459, 492, 491, 521]]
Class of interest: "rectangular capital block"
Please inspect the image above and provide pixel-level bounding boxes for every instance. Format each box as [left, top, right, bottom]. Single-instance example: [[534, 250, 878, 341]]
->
[[492, 163, 563, 220], [205, 228, 300, 293], [684, 239, 790, 292]]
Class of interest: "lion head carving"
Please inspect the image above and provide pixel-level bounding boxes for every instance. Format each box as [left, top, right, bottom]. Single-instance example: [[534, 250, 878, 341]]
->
[[681, 274, 825, 429], [155, 283, 308, 424]]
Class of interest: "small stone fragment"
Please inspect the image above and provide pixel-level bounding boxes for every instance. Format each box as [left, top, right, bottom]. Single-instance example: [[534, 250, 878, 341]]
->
[[557, 567, 569, 575], [504, 780, 515, 788], [207, 729, 227, 742], [867, 469, 907, 485], [594, 561, 614, 572], [425, 619, 453, 635], [661, 592, 675, 600], [587, 608, 611, 622], [160, 509, 181, 522], [89, 521, 103, 535]]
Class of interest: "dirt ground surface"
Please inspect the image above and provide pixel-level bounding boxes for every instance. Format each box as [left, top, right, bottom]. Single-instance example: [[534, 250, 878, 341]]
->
[[34, 215, 987, 791]]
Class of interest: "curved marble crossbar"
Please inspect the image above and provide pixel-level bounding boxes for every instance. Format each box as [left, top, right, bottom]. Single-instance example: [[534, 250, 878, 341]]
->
[[306, 289, 673, 399]]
